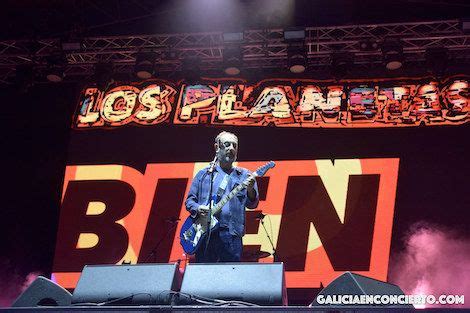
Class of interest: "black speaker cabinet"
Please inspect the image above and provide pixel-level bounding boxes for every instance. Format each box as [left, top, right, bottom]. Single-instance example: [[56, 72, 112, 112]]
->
[[12, 276, 72, 307], [71, 263, 181, 305], [178, 262, 287, 305], [311, 272, 412, 308]]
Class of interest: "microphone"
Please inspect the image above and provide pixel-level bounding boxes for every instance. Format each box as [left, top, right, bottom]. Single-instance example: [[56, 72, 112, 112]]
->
[[208, 154, 218, 173], [255, 212, 266, 220]]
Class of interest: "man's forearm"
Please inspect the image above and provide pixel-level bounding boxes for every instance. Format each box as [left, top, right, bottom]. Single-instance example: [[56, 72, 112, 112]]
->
[[247, 188, 256, 202]]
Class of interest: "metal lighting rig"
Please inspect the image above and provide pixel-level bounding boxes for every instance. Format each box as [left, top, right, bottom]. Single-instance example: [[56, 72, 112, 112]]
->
[[0, 19, 469, 84]]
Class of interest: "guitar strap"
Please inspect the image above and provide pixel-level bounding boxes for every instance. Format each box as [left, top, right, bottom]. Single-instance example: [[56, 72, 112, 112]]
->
[[216, 173, 231, 201]]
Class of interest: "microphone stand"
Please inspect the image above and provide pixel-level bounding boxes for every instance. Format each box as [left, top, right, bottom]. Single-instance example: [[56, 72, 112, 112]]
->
[[143, 220, 179, 263], [258, 214, 279, 262], [204, 156, 217, 258]]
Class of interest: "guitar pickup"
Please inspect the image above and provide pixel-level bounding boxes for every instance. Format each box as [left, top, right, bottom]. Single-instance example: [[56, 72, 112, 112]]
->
[[183, 229, 193, 240]]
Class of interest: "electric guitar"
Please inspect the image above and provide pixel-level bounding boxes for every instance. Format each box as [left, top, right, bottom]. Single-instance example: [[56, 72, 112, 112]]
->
[[180, 161, 275, 255]]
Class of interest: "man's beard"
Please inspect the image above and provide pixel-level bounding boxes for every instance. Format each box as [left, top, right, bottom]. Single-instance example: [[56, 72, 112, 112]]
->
[[221, 154, 236, 163]]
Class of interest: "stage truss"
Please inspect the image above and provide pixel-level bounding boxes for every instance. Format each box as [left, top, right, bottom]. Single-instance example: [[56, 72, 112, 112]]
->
[[0, 19, 469, 84]]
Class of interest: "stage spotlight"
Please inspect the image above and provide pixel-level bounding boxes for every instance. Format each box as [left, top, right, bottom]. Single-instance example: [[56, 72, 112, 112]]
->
[[94, 62, 114, 90], [425, 47, 448, 76], [331, 52, 352, 78], [60, 39, 82, 52], [359, 39, 379, 51], [223, 32, 244, 43], [460, 18, 470, 34], [284, 28, 305, 41], [288, 46, 306, 73], [284, 28, 306, 74], [223, 47, 243, 76], [381, 39, 403, 70], [15, 64, 35, 92], [45, 54, 66, 83], [134, 52, 158, 80], [46, 66, 64, 83], [182, 56, 201, 82]]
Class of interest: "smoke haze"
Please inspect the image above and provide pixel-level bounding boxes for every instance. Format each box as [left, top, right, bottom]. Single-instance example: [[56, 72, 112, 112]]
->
[[389, 222, 470, 308]]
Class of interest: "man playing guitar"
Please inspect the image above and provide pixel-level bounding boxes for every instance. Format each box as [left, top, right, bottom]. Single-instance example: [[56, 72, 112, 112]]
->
[[184, 131, 259, 262]]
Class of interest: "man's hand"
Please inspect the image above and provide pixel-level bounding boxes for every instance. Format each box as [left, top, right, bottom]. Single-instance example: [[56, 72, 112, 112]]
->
[[243, 175, 256, 192], [198, 204, 210, 216], [243, 175, 257, 201]]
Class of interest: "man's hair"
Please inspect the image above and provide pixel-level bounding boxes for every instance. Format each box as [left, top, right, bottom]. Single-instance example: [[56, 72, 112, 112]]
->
[[215, 131, 238, 146]]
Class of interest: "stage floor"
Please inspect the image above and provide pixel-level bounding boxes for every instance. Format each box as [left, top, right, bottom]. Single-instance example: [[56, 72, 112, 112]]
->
[[0, 305, 460, 312]]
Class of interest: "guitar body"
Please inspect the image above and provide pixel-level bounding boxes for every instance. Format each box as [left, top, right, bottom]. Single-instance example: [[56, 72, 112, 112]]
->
[[179, 161, 275, 255], [180, 213, 219, 255]]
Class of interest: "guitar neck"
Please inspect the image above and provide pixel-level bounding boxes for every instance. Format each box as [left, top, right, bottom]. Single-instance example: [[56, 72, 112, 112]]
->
[[208, 161, 274, 216]]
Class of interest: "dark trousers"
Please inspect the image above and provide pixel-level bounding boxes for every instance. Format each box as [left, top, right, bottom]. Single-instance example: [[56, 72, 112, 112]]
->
[[195, 227, 242, 263]]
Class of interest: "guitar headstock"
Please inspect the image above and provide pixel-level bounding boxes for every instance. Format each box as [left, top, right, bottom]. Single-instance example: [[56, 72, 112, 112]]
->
[[254, 161, 276, 177]]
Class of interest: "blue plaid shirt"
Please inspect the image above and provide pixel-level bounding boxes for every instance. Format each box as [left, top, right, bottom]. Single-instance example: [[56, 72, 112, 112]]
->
[[185, 164, 259, 237]]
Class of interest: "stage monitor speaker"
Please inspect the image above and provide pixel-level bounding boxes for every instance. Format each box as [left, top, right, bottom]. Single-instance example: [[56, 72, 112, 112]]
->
[[311, 272, 412, 308], [71, 263, 181, 305], [178, 262, 287, 306], [12, 276, 72, 307]]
